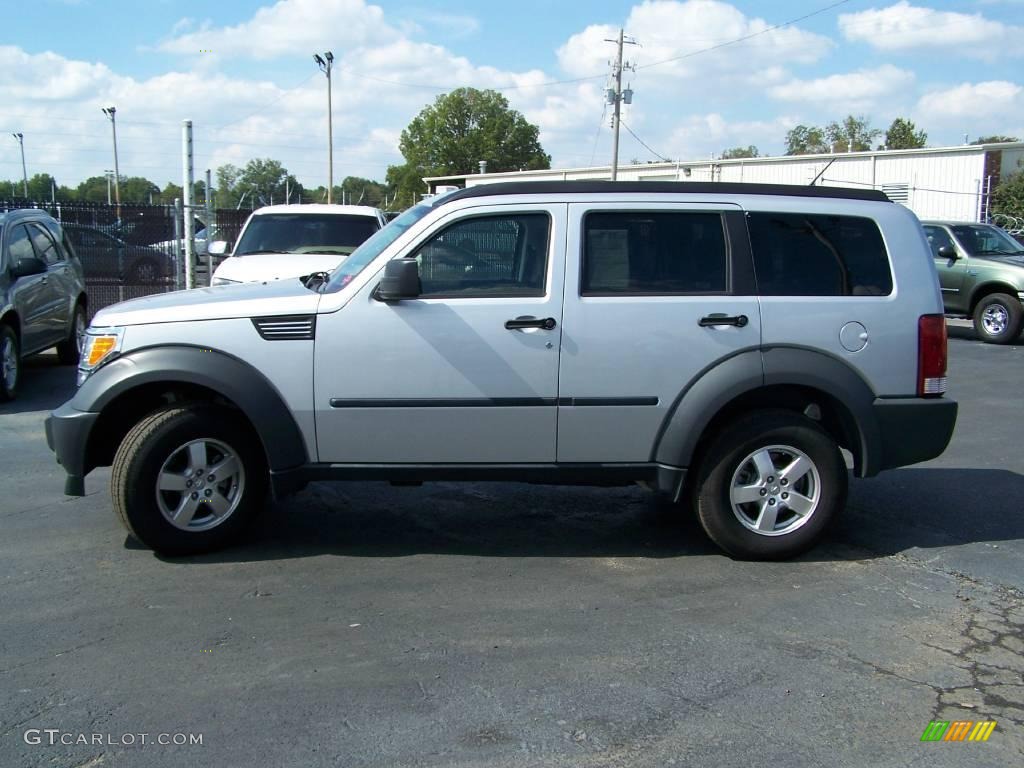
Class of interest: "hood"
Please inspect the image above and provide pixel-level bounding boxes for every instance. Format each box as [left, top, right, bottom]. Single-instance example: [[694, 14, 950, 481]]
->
[[92, 279, 321, 327], [974, 253, 1024, 269], [213, 252, 349, 283]]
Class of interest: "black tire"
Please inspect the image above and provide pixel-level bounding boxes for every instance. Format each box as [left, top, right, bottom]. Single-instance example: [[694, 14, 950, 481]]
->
[[56, 303, 86, 365], [111, 404, 267, 555], [129, 257, 161, 284], [973, 293, 1022, 344], [694, 410, 847, 560], [0, 325, 20, 402]]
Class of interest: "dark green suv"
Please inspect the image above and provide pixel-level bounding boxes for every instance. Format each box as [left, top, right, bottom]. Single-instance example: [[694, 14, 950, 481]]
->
[[923, 221, 1024, 343]]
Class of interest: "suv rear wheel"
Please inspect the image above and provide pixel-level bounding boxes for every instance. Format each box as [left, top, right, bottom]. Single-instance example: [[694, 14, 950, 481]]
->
[[695, 410, 847, 560], [973, 293, 1022, 344], [111, 404, 267, 555], [0, 325, 20, 401]]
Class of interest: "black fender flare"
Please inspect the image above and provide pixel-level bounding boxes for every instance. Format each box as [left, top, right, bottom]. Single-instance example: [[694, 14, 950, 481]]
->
[[653, 346, 881, 476], [72, 345, 308, 471]]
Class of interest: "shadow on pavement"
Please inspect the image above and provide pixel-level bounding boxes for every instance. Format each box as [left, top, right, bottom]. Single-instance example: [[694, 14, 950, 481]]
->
[[947, 322, 1024, 346], [156, 467, 1024, 565], [0, 353, 77, 415]]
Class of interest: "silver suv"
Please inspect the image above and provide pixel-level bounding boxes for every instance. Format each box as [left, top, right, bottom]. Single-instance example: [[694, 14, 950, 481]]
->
[[1, 209, 87, 400], [45, 182, 957, 559]]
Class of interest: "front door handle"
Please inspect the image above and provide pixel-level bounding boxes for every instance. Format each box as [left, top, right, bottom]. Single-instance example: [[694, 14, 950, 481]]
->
[[505, 316, 557, 331], [699, 313, 748, 328]]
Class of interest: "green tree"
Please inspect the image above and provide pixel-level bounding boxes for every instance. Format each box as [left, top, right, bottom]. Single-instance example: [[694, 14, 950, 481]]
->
[[161, 182, 183, 204], [214, 164, 242, 208], [785, 125, 829, 155], [77, 175, 116, 203], [118, 176, 162, 204], [0, 180, 17, 198], [720, 145, 760, 159], [972, 135, 1020, 145], [211, 160, 300, 209], [387, 87, 550, 205], [884, 118, 927, 150], [991, 171, 1024, 220], [825, 115, 880, 152]]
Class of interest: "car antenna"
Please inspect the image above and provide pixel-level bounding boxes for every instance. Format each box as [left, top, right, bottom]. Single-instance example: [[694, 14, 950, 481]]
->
[[809, 158, 836, 186]]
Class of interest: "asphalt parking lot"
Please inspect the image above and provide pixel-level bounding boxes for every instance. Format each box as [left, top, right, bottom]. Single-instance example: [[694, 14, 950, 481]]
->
[[1, 321, 1022, 767]]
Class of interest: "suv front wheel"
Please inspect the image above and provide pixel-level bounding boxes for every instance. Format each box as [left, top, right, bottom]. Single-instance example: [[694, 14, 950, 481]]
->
[[111, 404, 267, 555], [694, 410, 847, 560]]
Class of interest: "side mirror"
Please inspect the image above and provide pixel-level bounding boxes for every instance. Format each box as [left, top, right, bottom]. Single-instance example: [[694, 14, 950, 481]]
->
[[9, 256, 47, 279], [375, 258, 421, 301], [207, 240, 229, 256], [937, 245, 958, 260]]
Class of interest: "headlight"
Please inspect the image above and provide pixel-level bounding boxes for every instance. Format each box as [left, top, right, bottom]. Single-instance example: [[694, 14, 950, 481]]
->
[[212, 277, 240, 286], [77, 327, 125, 386]]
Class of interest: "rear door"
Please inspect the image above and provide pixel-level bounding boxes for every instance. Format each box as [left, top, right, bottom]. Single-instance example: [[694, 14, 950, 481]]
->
[[557, 202, 761, 462]]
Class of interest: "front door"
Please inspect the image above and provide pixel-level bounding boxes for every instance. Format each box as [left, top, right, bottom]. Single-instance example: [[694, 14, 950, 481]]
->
[[5, 224, 52, 355], [924, 224, 966, 311], [557, 203, 761, 462], [314, 203, 565, 463]]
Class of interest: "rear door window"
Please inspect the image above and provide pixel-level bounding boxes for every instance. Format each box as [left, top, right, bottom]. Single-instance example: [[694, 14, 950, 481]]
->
[[747, 212, 892, 296], [581, 211, 728, 295]]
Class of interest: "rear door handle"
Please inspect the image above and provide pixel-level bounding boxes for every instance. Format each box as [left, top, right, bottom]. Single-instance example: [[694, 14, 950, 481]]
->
[[505, 317, 557, 330], [699, 313, 748, 328]]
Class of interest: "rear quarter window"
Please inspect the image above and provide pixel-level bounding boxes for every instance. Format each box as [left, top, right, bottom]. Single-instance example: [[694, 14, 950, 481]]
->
[[747, 212, 892, 296]]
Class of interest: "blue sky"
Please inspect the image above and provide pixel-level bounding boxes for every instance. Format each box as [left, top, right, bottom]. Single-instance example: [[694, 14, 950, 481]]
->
[[2, 0, 1022, 191]]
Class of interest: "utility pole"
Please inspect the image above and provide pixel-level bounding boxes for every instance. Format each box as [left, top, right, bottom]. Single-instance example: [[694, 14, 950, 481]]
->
[[11, 133, 28, 198], [101, 107, 121, 218], [604, 29, 637, 181], [314, 52, 334, 203]]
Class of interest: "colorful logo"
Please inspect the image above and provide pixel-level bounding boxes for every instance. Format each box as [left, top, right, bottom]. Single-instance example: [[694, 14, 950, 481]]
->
[[920, 720, 997, 742]]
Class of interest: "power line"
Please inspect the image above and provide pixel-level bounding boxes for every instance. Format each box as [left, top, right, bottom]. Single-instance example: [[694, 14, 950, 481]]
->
[[637, 0, 855, 70], [620, 120, 670, 162]]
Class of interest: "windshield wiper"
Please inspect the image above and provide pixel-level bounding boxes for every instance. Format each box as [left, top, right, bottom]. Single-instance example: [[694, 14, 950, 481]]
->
[[235, 249, 283, 255]]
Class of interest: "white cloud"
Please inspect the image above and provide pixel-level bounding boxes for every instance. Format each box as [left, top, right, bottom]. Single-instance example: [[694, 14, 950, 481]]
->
[[664, 113, 798, 159], [558, 0, 832, 82], [159, 0, 397, 59], [838, 2, 1022, 57], [768, 65, 916, 109], [916, 80, 1022, 119]]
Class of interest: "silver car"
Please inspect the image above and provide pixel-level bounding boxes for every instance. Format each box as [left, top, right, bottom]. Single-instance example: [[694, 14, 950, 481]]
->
[[0, 209, 87, 400]]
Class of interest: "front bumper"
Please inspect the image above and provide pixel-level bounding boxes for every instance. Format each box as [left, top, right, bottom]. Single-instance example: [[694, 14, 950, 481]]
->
[[44, 402, 100, 496], [873, 396, 958, 472]]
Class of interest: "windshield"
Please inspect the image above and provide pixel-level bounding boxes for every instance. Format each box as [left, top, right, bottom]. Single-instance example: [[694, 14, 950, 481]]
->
[[950, 224, 1024, 256], [235, 213, 380, 256], [324, 203, 435, 291]]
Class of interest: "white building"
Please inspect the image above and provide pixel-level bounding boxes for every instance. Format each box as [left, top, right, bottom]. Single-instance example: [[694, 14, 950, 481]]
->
[[425, 142, 1024, 223]]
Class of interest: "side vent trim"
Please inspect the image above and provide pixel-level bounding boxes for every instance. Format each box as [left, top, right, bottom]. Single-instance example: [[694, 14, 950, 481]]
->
[[252, 315, 316, 341]]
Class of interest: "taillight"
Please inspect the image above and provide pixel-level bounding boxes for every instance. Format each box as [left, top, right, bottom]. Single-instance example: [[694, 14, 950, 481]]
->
[[918, 314, 948, 397]]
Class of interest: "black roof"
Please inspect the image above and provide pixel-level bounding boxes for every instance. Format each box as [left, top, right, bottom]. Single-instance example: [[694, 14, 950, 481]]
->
[[443, 180, 890, 204]]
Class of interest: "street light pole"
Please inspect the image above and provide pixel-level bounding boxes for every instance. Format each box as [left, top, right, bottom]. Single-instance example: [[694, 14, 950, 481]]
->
[[314, 52, 334, 203], [101, 106, 121, 216], [11, 133, 28, 198]]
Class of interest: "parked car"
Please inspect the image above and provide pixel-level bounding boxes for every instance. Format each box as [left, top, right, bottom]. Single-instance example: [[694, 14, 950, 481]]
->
[[922, 220, 1024, 343], [64, 224, 174, 284], [47, 181, 956, 559], [1, 210, 87, 400], [209, 204, 386, 285]]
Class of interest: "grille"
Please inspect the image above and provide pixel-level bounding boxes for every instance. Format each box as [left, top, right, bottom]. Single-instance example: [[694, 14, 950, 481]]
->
[[251, 315, 316, 340]]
